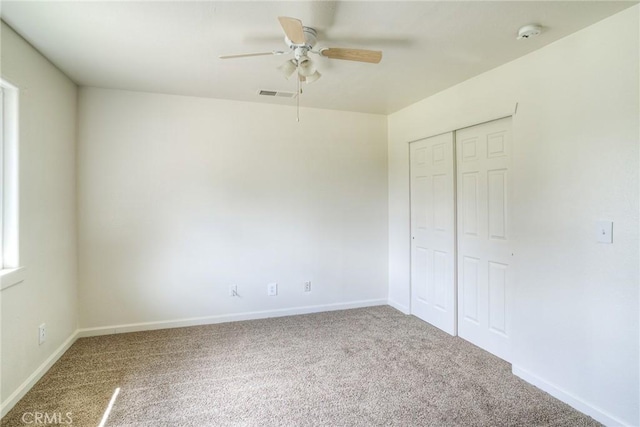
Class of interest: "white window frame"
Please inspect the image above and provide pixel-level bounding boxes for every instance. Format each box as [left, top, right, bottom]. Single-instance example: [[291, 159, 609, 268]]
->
[[0, 78, 24, 290]]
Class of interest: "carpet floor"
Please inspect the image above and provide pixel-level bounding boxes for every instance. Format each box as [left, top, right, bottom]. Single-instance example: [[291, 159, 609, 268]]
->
[[2, 306, 600, 426]]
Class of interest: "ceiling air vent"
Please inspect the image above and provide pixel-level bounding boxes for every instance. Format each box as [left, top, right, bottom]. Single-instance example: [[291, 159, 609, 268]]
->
[[258, 90, 297, 98]]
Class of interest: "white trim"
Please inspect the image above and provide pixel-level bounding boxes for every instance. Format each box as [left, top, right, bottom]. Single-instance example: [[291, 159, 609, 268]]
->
[[0, 330, 79, 418], [512, 365, 630, 427], [387, 298, 410, 315], [403, 111, 515, 147], [0, 266, 25, 291], [77, 299, 388, 337], [0, 79, 20, 270]]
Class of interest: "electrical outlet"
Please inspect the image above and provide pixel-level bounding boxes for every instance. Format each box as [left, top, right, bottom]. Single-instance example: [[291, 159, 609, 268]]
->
[[268, 282, 278, 296], [304, 281, 312, 292], [38, 323, 46, 345], [229, 284, 238, 297]]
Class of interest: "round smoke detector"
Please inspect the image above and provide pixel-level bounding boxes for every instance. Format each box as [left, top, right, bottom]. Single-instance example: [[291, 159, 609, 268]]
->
[[517, 24, 543, 40]]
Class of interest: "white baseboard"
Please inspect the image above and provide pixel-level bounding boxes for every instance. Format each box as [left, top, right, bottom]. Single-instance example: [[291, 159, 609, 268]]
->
[[512, 365, 630, 427], [387, 298, 410, 315], [1, 330, 80, 418], [77, 299, 389, 337]]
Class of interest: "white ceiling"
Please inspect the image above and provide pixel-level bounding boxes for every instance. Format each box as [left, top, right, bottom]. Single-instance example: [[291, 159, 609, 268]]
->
[[1, 1, 635, 114]]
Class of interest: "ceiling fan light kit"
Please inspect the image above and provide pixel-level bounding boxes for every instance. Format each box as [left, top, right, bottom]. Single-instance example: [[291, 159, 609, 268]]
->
[[306, 70, 321, 84], [277, 59, 298, 79], [297, 57, 316, 77]]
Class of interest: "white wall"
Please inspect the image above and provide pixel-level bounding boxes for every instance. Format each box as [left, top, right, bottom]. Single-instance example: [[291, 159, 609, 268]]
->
[[77, 88, 388, 329], [0, 23, 78, 407], [388, 6, 639, 426]]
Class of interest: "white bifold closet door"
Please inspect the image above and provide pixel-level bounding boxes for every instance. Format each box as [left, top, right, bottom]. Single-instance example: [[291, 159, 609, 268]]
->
[[456, 117, 512, 362], [410, 132, 456, 336]]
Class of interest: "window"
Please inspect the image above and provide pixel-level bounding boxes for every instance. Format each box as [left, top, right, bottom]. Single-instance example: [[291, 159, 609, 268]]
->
[[0, 78, 24, 290]]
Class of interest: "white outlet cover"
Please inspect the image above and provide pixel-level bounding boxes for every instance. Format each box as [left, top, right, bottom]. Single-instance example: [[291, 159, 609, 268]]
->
[[268, 283, 277, 296], [596, 220, 613, 243], [38, 323, 46, 345]]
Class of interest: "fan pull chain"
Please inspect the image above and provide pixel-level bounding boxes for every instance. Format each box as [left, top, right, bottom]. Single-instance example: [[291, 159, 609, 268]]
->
[[297, 73, 300, 122]]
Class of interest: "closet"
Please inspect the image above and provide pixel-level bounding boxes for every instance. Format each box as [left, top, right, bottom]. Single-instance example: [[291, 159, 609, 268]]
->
[[410, 117, 513, 361]]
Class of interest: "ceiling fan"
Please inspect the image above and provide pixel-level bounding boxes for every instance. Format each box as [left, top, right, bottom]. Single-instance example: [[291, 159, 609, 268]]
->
[[219, 16, 383, 84]]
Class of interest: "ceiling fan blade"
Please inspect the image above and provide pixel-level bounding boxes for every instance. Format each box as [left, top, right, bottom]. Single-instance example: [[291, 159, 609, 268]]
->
[[278, 16, 306, 44], [219, 51, 285, 59], [319, 48, 382, 64]]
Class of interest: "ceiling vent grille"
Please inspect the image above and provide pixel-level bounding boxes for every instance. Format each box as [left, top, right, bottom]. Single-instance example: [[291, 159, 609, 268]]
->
[[258, 90, 297, 98]]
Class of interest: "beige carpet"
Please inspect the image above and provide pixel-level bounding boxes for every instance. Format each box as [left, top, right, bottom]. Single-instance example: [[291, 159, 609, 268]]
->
[[2, 306, 600, 426]]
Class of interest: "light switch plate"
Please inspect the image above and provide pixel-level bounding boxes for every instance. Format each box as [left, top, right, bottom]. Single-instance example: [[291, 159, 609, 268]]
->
[[596, 221, 613, 244]]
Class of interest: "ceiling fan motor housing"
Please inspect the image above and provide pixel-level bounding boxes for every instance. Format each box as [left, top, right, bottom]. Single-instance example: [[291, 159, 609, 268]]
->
[[285, 27, 318, 63], [285, 27, 318, 49]]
